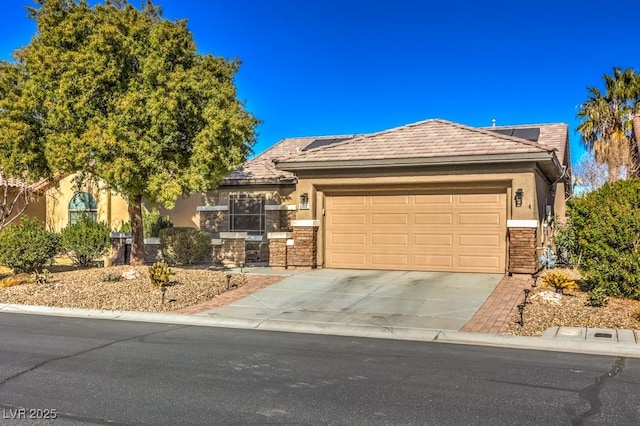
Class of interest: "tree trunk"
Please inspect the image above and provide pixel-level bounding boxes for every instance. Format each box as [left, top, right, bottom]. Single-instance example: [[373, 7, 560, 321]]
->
[[128, 194, 145, 265], [608, 163, 620, 183]]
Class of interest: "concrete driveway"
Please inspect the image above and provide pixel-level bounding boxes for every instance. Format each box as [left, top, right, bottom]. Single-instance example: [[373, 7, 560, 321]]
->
[[199, 269, 503, 331]]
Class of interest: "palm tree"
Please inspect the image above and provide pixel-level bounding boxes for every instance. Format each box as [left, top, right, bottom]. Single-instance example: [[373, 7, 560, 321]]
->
[[577, 68, 640, 182]]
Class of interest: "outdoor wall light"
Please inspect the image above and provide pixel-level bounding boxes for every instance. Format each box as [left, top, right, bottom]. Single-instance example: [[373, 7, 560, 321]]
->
[[514, 188, 524, 207], [300, 193, 309, 210]]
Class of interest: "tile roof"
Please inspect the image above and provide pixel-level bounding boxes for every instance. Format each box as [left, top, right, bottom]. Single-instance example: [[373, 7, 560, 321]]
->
[[223, 136, 351, 184], [483, 122, 569, 166], [278, 119, 564, 164], [0, 175, 50, 193]]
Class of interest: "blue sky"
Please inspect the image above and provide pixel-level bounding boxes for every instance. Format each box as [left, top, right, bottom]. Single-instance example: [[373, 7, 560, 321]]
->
[[2, 1, 639, 165]]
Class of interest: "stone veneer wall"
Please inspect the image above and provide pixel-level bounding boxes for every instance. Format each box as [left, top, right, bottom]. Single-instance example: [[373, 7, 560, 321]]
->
[[508, 227, 537, 274], [268, 238, 288, 268], [288, 225, 318, 268]]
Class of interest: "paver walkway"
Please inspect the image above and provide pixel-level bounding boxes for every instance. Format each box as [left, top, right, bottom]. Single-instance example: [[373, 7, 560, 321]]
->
[[173, 274, 286, 314], [460, 274, 534, 333]]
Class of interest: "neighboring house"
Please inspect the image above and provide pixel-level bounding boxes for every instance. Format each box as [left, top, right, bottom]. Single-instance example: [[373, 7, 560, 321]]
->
[[38, 118, 571, 274], [0, 176, 47, 228]]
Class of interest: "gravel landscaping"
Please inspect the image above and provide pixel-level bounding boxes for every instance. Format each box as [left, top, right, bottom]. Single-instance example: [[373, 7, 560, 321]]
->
[[2, 265, 640, 336], [0, 265, 249, 313], [505, 269, 640, 336]]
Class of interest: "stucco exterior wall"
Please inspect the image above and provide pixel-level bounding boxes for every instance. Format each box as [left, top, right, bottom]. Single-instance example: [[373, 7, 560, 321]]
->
[[1, 189, 47, 228], [45, 174, 128, 232]]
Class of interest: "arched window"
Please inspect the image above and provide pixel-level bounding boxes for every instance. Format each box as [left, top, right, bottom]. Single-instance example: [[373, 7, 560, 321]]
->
[[68, 192, 98, 224]]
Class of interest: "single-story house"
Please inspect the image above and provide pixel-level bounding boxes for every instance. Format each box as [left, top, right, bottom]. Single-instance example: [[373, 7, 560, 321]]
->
[[40, 118, 571, 274]]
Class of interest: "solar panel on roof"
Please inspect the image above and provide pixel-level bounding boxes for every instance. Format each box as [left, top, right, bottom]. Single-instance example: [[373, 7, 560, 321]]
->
[[301, 137, 351, 151], [489, 127, 540, 142]]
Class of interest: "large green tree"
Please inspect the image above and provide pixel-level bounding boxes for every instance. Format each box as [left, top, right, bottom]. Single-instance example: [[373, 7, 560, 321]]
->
[[576, 67, 640, 182], [0, 0, 258, 263]]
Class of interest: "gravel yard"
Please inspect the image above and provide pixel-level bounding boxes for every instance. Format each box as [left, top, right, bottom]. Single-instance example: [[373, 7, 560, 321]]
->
[[505, 269, 640, 336], [0, 265, 250, 313]]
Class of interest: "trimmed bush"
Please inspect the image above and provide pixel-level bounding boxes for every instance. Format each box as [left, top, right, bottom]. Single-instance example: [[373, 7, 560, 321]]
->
[[0, 218, 60, 273], [159, 227, 210, 265], [569, 179, 640, 299], [61, 218, 111, 268]]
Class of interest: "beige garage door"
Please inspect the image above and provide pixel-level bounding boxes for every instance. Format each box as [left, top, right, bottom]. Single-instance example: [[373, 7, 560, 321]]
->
[[325, 193, 506, 273]]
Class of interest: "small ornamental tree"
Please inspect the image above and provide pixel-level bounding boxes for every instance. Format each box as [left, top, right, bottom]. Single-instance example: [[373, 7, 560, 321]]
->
[[569, 178, 640, 299], [0, 0, 258, 264]]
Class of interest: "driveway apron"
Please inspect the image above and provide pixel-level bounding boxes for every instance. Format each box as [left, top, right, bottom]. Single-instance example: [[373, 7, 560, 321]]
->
[[198, 269, 503, 331]]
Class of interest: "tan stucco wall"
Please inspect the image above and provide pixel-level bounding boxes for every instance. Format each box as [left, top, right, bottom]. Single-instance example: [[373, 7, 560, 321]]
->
[[152, 185, 296, 229], [45, 174, 129, 232], [0, 189, 47, 228]]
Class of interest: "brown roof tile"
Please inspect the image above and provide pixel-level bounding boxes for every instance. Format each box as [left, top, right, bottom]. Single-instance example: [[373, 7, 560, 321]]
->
[[223, 135, 353, 184], [280, 119, 564, 164]]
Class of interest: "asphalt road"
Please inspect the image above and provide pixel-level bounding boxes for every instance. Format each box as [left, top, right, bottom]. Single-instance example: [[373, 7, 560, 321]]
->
[[0, 313, 639, 425]]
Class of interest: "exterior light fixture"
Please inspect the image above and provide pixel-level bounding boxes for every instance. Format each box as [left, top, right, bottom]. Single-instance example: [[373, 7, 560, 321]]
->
[[300, 193, 309, 210], [514, 188, 524, 207]]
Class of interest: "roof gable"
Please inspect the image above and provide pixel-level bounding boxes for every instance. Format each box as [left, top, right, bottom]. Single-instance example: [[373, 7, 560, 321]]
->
[[283, 119, 558, 164]]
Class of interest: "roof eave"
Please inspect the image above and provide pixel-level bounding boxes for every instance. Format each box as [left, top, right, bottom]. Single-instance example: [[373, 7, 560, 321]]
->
[[277, 152, 558, 171], [221, 176, 297, 186]]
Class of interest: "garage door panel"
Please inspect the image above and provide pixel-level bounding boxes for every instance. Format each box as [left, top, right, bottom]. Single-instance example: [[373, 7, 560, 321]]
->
[[330, 196, 367, 206], [371, 195, 409, 206], [371, 213, 409, 225], [458, 213, 502, 226], [371, 253, 409, 266], [327, 252, 367, 268], [458, 255, 501, 271], [414, 254, 453, 268], [329, 213, 367, 225], [414, 194, 453, 205], [414, 234, 453, 247], [331, 233, 367, 245], [325, 193, 506, 273], [457, 193, 503, 205], [372, 233, 408, 246], [413, 213, 454, 225], [458, 234, 501, 248]]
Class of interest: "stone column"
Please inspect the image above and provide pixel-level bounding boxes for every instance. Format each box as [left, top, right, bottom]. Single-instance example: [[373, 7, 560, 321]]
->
[[109, 232, 131, 265], [289, 220, 319, 269], [219, 232, 247, 267], [267, 232, 292, 269], [507, 220, 538, 274]]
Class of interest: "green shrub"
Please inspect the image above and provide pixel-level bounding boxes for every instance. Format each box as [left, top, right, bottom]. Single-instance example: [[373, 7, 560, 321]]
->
[[144, 207, 173, 238], [148, 261, 174, 287], [32, 269, 51, 284], [0, 219, 60, 273], [159, 227, 210, 265], [552, 219, 579, 267], [585, 287, 609, 307], [101, 271, 122, 282], [60, 218, 111, 268], [569, 179, 640, 299]]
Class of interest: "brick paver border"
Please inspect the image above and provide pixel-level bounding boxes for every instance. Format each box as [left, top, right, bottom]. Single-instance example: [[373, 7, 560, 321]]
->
[[461, 274, 534, 334]]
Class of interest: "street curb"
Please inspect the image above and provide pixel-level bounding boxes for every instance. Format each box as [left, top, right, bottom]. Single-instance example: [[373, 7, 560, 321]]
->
[[2, 303, 640, 358]]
